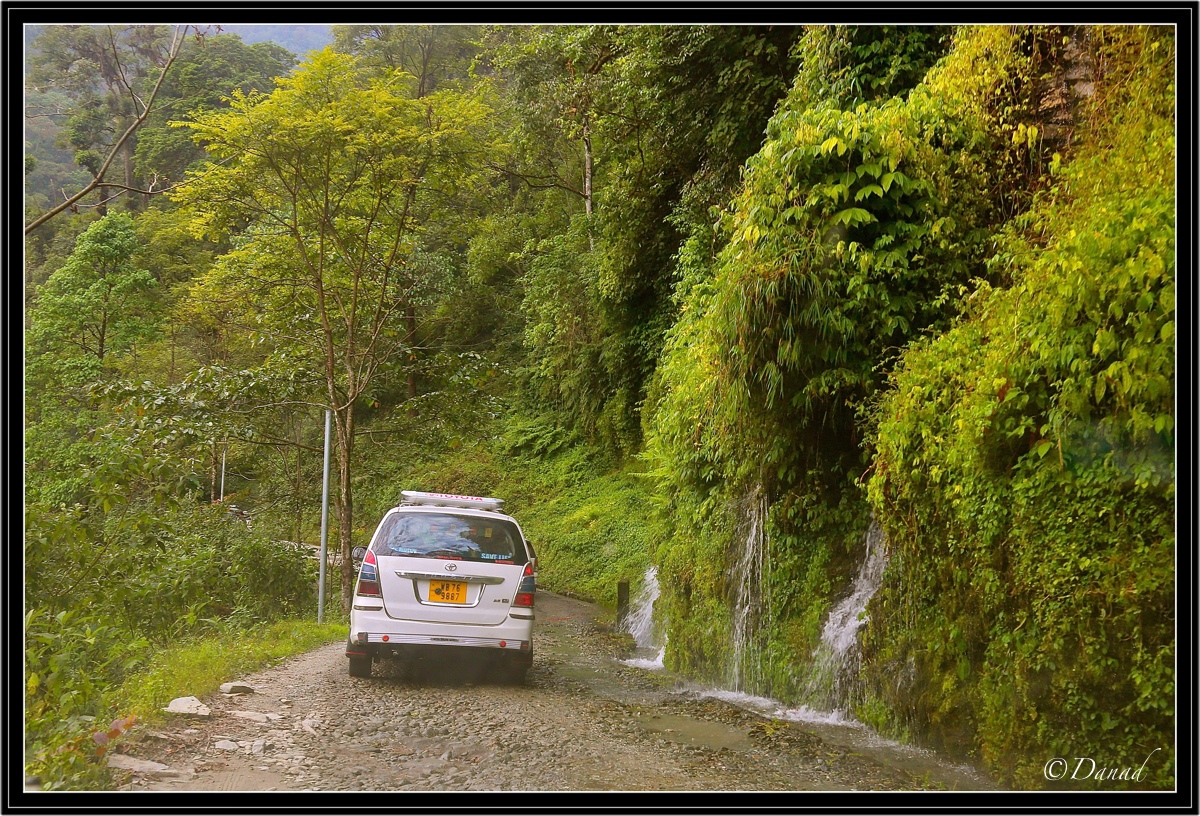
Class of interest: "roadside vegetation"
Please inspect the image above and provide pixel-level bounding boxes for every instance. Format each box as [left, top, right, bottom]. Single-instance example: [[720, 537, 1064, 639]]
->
[[25, 23, 1174, 790]]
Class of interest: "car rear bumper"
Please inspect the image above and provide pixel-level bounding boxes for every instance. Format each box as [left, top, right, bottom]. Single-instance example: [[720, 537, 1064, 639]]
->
[[347, 609, 533, 659]]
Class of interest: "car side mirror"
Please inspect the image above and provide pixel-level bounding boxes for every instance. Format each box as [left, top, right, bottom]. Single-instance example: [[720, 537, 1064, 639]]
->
[[351, 546, 367, 567]]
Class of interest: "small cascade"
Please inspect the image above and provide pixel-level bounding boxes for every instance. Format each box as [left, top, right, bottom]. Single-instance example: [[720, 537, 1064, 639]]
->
[[622, 566, 666, 668], [729, 486, 769, 693], [804, 517, 889, 713]]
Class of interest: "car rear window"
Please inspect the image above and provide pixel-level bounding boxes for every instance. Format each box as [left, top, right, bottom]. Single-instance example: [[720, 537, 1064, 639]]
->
[[371, 512, 526, 563]]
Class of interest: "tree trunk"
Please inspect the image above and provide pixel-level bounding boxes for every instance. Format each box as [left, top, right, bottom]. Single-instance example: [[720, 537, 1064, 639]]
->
[[294, 419, 304, 547], [335, 404, 356, 614], [582, 113, 595, 251], [123, 143, 137, 210], [582, 115, 594, 217]]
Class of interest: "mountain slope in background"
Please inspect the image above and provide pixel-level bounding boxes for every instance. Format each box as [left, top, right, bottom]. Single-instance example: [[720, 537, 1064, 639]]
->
[[215, 24, 333, 58]]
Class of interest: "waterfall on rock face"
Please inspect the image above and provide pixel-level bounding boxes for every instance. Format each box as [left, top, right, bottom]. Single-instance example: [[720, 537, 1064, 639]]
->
[[623, 566, 666, 668], [804, 517, 889, 713], [729, 486, 769, 693]]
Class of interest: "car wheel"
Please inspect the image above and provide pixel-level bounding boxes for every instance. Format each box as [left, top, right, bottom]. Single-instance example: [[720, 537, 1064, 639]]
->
[[348, 655, 372, 678], [502, 661, 529, 685]]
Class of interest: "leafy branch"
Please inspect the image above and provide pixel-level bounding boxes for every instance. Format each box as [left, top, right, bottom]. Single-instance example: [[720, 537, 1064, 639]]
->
[[25, 25, 192, 235]]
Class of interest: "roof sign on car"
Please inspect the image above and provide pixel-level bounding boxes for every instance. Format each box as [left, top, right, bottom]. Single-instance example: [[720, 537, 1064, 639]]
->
[[400, 490, 505, 511]]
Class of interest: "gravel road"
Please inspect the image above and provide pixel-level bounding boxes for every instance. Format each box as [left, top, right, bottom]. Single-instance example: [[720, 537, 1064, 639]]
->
[[111, 590, 992, 793]]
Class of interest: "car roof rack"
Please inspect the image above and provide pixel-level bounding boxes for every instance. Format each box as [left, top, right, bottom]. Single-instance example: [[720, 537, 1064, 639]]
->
[[399, 490, 505, 512]]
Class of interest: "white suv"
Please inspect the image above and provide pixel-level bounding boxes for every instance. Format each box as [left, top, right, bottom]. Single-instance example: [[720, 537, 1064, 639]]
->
[[346, 491, 535, 683]]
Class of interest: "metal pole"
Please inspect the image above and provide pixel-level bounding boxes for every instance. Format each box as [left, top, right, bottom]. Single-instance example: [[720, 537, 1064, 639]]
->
[[317, 409, 332, 623], [219, 436, 227, 501]]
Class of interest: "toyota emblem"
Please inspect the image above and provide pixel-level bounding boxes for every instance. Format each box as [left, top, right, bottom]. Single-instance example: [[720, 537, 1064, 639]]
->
[[444, 563, 458, 572]]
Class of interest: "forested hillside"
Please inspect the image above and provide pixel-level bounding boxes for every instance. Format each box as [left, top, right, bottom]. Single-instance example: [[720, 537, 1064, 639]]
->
[[24, 24, 1175, 790]]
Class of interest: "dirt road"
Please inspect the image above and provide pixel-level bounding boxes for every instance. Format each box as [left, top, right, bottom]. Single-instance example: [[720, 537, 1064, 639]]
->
[[110, 590, 990, 792]]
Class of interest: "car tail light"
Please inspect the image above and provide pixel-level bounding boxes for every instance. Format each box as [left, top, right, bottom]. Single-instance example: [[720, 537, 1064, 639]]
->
[[356, 549, 382, 597], [513, 563, 535, 607]]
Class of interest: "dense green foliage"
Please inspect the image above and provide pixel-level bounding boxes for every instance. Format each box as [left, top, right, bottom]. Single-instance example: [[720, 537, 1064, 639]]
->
[[487, 25, 809, 453], [133, 33, 296, 184], [863, 27, 1176, 787], [643, 24, 1028, 692], [644, 25, 1174, 788], [24, 23, 1175, 791], [24, 496, 318, 788], [25, 213, 158, 507]]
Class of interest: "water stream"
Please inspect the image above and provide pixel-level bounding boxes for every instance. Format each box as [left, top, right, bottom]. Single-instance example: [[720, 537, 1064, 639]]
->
[[609, 513, 994, 789], [802, 517, 889, 713], [621, 566, 666, 669], [728, 485, 769, 692]]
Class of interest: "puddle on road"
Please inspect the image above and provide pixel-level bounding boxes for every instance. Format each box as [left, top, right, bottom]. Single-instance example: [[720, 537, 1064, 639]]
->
[[794, 719, 993, 791], [544, 632, 994, 788], [543, 636, 677, 704], [631, 712, 751, 751], [538, 590, 998, 791], [683, 687, 1000, 791]]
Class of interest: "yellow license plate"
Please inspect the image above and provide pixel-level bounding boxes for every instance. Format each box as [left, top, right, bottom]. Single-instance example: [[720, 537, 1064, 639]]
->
[[428, 580, 467, 604]]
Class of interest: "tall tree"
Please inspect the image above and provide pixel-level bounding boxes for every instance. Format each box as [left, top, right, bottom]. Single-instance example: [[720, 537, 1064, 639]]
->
[[332, 24, 481, 95], [486, 25, 807, 451], [133, 33, 296, 187], [485, 26, 618, 225], [28, 212, 157, 368], [25, 24, 193, 233], [172, 49, 496, 609], [26, 213, 157, 506]]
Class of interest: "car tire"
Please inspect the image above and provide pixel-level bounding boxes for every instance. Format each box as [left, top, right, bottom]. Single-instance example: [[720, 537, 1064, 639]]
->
[[503, 662, 529, 685], [348, 655, 372, 678]]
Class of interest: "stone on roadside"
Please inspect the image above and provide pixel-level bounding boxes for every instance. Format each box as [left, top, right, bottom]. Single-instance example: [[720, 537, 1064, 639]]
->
[[107, 754, 170, 774], [154, 768, 197, 781], [230, 710, 271, 723], [220, 682, 254, 694], [214, 740, 240, 751], [163, 697, 211, 717]]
